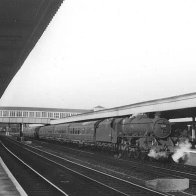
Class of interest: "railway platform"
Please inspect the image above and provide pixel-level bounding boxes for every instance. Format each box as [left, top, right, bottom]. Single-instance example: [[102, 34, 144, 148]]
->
[[0, 157, 27, 196], [186, 151, 196, 166]]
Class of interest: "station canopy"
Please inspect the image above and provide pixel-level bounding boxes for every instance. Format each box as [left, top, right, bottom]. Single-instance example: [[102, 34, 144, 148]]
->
[[51, 92, 196, 124], [0, 0, 63, 98]]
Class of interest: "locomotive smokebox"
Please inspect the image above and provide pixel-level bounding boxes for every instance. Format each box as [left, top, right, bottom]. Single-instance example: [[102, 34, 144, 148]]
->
[[153, 118, 171, 139]]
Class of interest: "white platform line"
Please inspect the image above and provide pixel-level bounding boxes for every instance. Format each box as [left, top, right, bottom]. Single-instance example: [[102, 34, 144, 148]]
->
[[0, 157, 28, 196]]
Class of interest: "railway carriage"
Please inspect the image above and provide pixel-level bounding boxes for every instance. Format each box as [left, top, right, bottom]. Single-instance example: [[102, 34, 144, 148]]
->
[[22, 126, 35, 138], [53, 124, 69, 141], [36, 121, 97, 145], [39, 125, 55, 140], [67, 121, 96, 144]]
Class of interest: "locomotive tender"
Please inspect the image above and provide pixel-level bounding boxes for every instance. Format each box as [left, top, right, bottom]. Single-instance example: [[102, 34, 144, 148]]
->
[[23, 114, 176, 160]]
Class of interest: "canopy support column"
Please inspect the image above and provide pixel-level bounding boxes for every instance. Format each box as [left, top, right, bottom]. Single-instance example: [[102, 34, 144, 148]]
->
[[192, 117, 195, 142], [19, 123, 24, 141]]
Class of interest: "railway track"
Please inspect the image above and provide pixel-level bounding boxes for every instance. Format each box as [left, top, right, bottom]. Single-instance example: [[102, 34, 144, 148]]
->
[[0, 136, 170, 196], [28, 139, 196, 179], [0, 140, 68, 196], [16, 137, 196, 196]]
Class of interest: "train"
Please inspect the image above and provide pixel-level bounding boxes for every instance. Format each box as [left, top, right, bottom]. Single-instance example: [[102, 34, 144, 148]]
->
[[21, 114, 193, 162]]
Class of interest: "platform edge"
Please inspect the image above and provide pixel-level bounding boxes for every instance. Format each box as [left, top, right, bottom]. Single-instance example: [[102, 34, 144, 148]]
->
[[0, 157, 28, 196]]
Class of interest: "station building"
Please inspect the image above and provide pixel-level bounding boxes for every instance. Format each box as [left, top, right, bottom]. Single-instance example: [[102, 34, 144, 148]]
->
[[0, 106, 89, 119], [0, 106, 90, 125]]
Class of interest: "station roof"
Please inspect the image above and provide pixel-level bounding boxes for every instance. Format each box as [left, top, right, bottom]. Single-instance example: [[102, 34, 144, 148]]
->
[[0, 0, 63, 98], [51, 92, 196, 124]]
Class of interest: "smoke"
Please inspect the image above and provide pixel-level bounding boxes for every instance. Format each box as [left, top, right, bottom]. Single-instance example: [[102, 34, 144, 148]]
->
[[172, 140, 192, 163], [148, 149, 167, 159]]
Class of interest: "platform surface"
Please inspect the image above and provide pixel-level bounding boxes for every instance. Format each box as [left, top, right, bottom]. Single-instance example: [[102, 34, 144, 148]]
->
[[186, 151, 196, 166], [0, 157, 27, 196], [145, 178, 189, 192]]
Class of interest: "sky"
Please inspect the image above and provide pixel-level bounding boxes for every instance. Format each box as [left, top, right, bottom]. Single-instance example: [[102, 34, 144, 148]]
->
[[1, 0, 196, 109]]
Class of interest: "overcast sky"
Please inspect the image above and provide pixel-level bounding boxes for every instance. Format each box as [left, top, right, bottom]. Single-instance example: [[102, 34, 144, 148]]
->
[[1, 0, 196, 109]]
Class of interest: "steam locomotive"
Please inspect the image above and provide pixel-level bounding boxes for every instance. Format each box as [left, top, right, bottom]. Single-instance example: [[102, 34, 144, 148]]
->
[[22, 114, 185, 160]]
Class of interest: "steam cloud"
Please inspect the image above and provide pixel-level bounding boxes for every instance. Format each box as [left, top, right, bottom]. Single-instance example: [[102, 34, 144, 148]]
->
[[148, 149, 167, 159], [172, 140, 192, 163]]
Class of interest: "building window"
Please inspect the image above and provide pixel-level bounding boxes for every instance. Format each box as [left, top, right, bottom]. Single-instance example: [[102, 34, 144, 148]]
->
[[16, 111, 22, 117], [3, 111, 9, 117], [48, 112, 53, 118], [23, 111, 29, 117], [29, 112, 35, 117], [60, 113, 67, 118], [54, 112, 60, 119], [36, 112, 41, 118], [42, 112, 47, 118], [10, 111, 16, 117]]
